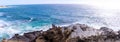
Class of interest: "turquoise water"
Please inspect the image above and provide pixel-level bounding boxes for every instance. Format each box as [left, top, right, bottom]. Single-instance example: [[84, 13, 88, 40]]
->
[[0, 4, 120, 40], [0, 4, 94, 39]]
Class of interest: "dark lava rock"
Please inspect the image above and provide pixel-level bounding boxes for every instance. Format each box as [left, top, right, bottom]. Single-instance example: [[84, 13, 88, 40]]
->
[[4, 24, 120, 42], [100, 27, 113, 32]]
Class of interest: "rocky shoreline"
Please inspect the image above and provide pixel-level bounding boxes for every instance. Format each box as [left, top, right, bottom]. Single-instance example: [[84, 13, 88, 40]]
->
[[2, 23, 120, 42]]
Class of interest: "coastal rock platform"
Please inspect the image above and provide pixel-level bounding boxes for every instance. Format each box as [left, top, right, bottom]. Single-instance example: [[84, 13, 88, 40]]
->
[[2, 23, 120, 42]]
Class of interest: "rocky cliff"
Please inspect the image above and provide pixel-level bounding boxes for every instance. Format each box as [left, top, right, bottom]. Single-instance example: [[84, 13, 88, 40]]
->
[[2, 23, 120, 42]]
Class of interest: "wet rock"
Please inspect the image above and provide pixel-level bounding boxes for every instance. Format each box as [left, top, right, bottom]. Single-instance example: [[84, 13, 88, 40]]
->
[[52, 24, 57, 28]]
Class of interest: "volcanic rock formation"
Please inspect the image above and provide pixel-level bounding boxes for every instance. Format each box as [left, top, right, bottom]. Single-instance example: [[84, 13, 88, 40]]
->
[[2, 23, 120, 42]]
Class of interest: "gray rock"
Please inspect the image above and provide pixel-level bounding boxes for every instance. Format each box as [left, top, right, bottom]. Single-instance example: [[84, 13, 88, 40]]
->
[[6, 24, 120, 42]]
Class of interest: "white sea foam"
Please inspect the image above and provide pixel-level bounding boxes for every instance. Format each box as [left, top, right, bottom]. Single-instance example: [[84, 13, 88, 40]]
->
[[73, 10, 120, 31], [58, 8, 120, 31], [0, 19, 52, 39], [0, 20, 18, 39]]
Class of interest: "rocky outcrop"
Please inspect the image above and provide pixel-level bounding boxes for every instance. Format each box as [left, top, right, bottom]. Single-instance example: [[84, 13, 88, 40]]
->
[[2, 23, 120, 42]]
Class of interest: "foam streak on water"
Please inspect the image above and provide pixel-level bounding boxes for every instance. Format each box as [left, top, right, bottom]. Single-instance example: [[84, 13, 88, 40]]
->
[[0, 4, 120, 40]]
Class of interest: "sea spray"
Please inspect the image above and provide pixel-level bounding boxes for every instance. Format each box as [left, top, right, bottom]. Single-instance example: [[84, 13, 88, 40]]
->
[[0, 4, 120, 40]]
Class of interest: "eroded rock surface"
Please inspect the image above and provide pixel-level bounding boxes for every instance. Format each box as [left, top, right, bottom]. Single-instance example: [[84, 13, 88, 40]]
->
[[2, 23, 120, 42]]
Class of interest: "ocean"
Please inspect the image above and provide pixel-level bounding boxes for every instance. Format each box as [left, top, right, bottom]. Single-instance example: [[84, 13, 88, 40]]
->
[[0, 4, 120, 40]]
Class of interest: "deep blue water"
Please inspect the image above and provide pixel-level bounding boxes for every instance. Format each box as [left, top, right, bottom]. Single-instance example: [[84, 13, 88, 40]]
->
[[0, 4, 93, 26], [1, 4, 119, 40], [0, 4, 95, 39]]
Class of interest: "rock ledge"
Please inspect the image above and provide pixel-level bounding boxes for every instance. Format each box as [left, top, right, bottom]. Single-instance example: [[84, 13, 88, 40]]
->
[[2, 24, 120, 42]]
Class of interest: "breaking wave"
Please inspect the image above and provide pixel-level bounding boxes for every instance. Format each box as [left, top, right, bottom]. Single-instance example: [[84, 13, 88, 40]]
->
[[0, 4, 120, 40]]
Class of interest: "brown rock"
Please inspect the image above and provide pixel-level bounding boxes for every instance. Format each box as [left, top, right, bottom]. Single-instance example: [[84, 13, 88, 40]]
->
[[8, 34, 29, 42], [2, 38, 7, 42], [36, 36, 46, 42], [7, 24, 120, 42]]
